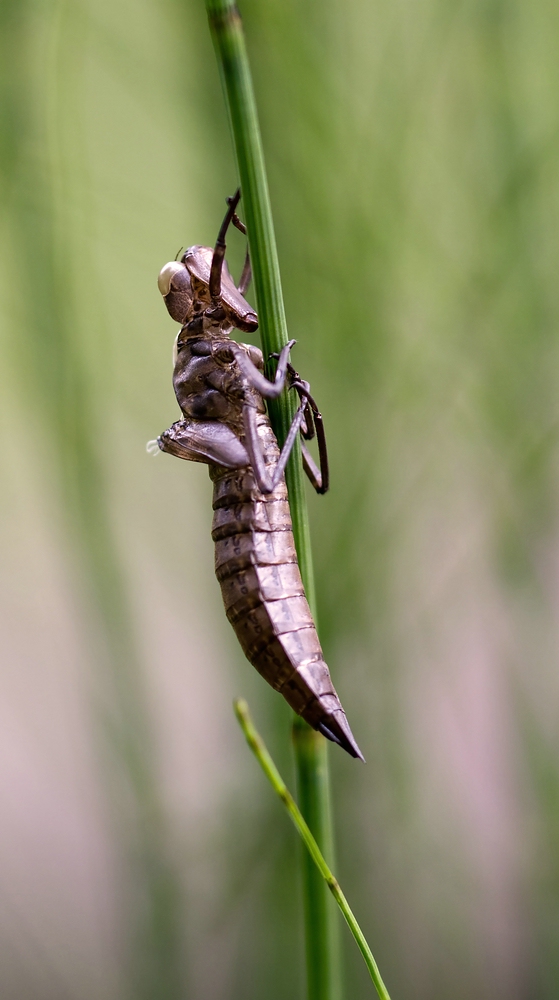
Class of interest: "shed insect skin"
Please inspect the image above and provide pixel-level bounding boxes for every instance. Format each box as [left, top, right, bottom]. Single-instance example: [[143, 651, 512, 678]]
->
[[154, 191, 364, 761]]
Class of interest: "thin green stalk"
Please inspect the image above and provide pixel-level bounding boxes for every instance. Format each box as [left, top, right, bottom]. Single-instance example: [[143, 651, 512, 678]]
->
[[234, 700, 391, 1000], [205, 2, 339, 996]]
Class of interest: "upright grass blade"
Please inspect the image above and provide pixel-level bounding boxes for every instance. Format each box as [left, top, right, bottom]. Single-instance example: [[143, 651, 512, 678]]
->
[[234, 700, 391, 1000], [205, 1, 340, 996], [39, 6, 184, 997]]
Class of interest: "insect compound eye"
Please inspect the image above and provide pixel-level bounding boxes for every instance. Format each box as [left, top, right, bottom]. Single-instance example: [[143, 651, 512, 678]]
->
[[157, 261, 193, 324]]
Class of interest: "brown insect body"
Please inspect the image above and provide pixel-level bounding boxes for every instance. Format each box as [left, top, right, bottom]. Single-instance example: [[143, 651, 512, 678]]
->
[[155, 195, 363, 760], [211, 420, 363, 756]]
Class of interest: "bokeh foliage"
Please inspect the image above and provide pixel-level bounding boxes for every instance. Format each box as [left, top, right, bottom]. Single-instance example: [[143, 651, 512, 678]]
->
[[1, 0, 558, 998]]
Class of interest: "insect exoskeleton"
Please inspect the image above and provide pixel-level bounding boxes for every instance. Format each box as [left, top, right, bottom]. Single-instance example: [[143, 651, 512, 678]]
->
[[154, 191, 362, 759], [157, 260, 193, 324]]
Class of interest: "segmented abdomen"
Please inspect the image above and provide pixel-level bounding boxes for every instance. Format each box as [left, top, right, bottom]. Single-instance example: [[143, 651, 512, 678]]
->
[[209, 414, 363, 760]]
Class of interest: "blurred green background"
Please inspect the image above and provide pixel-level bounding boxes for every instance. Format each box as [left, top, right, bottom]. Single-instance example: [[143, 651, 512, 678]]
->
[[1, 0, 558, 997]]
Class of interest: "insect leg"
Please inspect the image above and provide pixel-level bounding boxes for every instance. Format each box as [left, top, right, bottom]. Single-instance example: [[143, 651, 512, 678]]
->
[[292, 381, 329, 494], [209, 188, 242, 303], [242, 397, 308, 494], [242, 406, 273, 492], [231, 207, 247, 236], [273, 371, 328, 494], [242, 356, 329, 493], [231, 339, 297, 399], [227, 203, 252, 294], [237, 247, 252, 295], [300, 442, 323, 492]]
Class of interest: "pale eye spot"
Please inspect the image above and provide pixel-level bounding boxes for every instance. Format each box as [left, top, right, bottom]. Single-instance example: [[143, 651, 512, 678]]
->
[[157, 260, 187, 296]]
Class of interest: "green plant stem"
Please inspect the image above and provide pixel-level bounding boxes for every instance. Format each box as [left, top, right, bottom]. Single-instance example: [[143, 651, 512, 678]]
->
[[293, 717, 341, 998], [234, 700, 392, 1000], [205, 2, 338, 997]]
